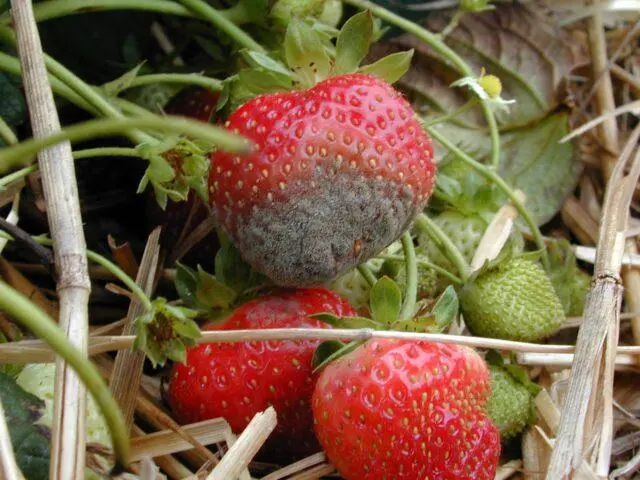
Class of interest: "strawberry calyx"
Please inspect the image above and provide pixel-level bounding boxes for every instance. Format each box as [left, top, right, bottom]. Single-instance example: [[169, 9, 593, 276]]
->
[[137, 137, 211, 210], [217, 10, 413, 116], [311, 276, 460, 371], [133, 297, 201, 367]]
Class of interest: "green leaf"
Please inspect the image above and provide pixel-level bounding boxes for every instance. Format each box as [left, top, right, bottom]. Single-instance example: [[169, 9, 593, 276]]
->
[[284, 18, 332, 87], [215, 243, 264, 295], [196, 265, 237, 310], [174, 262, 199, 310], [0, 74, 26, 126], [101, 62, 145, 97], [242, 51, 294, 78], [432, 285, 458, 329], [498, 112, 580, 225], [369, 276, 402, 327], [359, 49, 414, 84], [485, 349, 505, 368], [0, 372, 50, 480], [333, 10, 374, 75], [312, 340, 364, 372], [133, 298, 201, 367], [504, 364, 542, 397], [310, 313, 380, 329]]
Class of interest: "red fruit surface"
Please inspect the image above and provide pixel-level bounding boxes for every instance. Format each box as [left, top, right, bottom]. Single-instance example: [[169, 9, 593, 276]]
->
[[168, 287, 355, 460], [209, 73, 436, 287], [312, 339, 501, 479]]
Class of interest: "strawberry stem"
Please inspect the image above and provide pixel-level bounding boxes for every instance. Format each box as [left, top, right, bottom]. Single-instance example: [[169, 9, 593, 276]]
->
[[343, 0, 501, 170], [107, 73, 223, 93], [0, 115, 250, 174], [0, 116, 18, 145], [415, 213, 472, 281], [177, 0, 266, 53], [379, 254, 463, 285], [0, 281, 131, 468], [399, 231, 417, 321], [424, 124, 551, 270], [357, 264, 377, 287]]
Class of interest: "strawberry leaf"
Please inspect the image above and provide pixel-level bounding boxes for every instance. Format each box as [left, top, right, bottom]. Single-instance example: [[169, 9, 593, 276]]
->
[[432, 285, 459, 328], [284, 18, 332, 87], [195, 265, 238, 310], [0, 372, 50, 480], [333, 10, 374, 75], [215, 243, 264, 296], [174, 262, 199, 310], [312, 340, 364, 372], [241, 50, 294, 78], [133, 298, 201, 367], [360, 49, 414, 84], [311, 313, 380, 329], [0, 73, 26, 127], [369, 276, 402, 327]]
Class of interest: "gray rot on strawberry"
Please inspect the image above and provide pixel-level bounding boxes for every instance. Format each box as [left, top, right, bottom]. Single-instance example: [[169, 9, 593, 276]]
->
[[209, 12, 435, 287]]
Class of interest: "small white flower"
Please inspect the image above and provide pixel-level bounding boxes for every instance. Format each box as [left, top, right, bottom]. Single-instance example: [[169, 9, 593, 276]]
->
[[451, 68, 516, 113]]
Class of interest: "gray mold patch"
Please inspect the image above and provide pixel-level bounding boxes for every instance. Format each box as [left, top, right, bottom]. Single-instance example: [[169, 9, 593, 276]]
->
[[234, 172, 419, 286]]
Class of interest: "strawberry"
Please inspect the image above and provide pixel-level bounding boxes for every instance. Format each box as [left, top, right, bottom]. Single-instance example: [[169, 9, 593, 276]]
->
[[312, 339, 501, 479], [459, 257, 565, 342], [486, 364, 537, 440], [167, 287, 355, 460], [209, 73, 436, 287]]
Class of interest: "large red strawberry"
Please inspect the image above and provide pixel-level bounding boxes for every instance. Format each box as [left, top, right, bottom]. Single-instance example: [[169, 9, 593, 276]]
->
[[312, 340, 501, 479], [167, 287, 355, 460], [209, 73, 436, 287]]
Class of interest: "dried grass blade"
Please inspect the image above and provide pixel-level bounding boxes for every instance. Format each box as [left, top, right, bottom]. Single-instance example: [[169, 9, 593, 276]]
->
[[261, 453, 326, 480], [207, 407, 277, 480], [109, 227, 161, 429]]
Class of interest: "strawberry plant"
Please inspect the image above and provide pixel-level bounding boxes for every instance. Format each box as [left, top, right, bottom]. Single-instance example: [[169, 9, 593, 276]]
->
[[0, 0, 626, 479]]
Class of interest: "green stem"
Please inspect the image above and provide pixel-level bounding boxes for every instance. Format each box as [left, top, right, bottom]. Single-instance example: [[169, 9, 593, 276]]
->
[[113, 73, 223, 92], [0, 281, 130, 467], [343, 0, 501, 169], [0, 115, 250, 174], [415, 213, 472, 281], [424, 125, 550, 270], [0, 0, 194, 24], [177, 0, 265, 53], [398, 232, 417, 321], [439, 9, 464, 39], [422, 98, 478, 127], [73, 147, 141, 160], [0, 165, 37, 189], [0, 26, 154, 145], [0, 116, 17, 145], [379, 254, 463, 285], [357, 264, 377, 287], [86, 251, 153, 311]]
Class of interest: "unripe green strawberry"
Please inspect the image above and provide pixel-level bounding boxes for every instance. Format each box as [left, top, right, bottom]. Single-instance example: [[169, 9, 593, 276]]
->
[[327, 268, 371, 311], [419, 210, 487, 268], [487, 364, 536, 439], [459, 257, 565, 342]]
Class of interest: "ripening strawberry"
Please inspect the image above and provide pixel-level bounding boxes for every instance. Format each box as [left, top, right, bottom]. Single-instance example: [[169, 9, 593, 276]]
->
[[209, 73, 436, 287], [167, 287, 355, 460], [312, 339, 501, 479]]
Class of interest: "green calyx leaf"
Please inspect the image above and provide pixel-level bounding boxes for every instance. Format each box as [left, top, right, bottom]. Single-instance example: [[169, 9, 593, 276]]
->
[[137, 137, 211, 210], [270, 0, 327, 27], [215, 242, 265, 299], [310, 312, 380, 329], [359, 49, 414, 84], [175, 262, 241, 315], [369, 276, 402, 327], [133, 297, 201, 367], [333, 10, 374, 75], [431, 285, 459, 328], [284, 18, 333, 88], [312, 339, 364, 372], [547, 239, 591, 317]]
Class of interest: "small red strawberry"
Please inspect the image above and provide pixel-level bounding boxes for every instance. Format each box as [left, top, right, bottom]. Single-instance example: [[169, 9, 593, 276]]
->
[[209, 73, 436, 287], [167, 287, 355, 460], [312, 340, 500, 479]]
